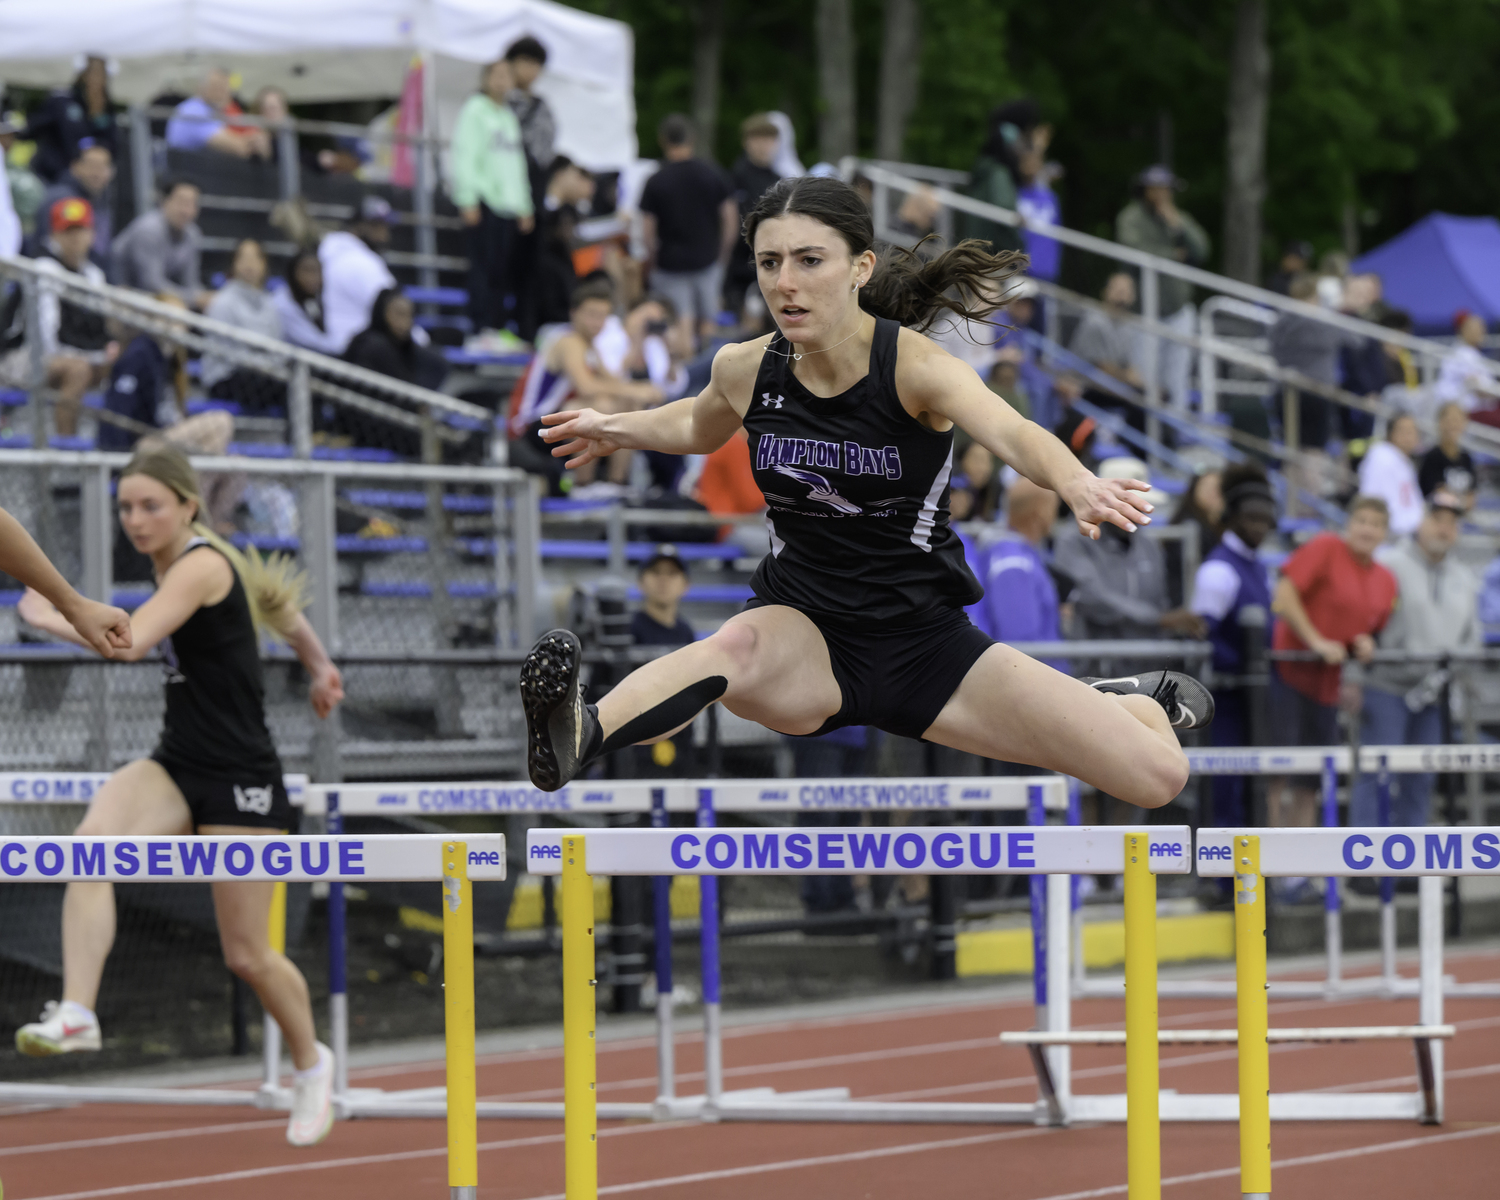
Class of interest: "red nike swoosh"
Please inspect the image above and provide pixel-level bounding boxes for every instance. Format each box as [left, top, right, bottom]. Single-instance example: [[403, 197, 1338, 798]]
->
[[61, 1022, 93, 1036]]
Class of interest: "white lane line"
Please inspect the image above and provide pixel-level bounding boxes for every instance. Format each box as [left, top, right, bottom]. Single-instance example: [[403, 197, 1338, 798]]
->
[[18, 1121, 692, 1200], [512, 1126, 1058, 1200], [1026, 1122, 1500, 1200], [1303, 1060, 1500, 1094], [0, 1119, 284, 1157]]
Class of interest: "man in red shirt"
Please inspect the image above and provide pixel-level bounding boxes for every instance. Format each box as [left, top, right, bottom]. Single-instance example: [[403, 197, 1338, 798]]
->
[[1270, 496, 1397, 870]]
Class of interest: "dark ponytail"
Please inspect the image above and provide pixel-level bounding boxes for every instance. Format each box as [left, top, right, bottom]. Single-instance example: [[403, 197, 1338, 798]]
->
[[742, 175, 1028, 333]]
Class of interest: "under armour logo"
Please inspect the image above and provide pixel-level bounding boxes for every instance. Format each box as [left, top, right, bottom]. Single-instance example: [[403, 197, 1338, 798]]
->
[[761, 394, 784, 408]]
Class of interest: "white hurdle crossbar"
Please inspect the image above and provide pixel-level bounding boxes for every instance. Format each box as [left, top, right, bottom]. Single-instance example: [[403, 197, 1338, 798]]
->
[[0, 832, 501, 1127]]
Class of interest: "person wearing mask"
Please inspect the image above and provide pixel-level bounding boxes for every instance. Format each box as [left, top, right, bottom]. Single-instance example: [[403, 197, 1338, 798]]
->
[[1267, 272, 1355, 451], [1435, 311, 1500, 417], [111, 179, 209, 310], [977, 476, 1067, 673], [1015, 123, 1062, 284], [201, 239, 285, 414], [0, 198, 114, 437], [1357, 413, 1424, 538], [725, 114, 784, 316], [272, 250, 343, 356], [451, 58, 535, 338], [533, 157, 596, 330], [23, 55, 119, 184], [1418, 402, 1476, 505], [1115, 165, 1210, 410], [1269, 496, 1397, 875], [165, 68, 271, 160], [638, 114, 737, 344], [319, 196, 398, 353], [956, 99, 1035, 256], [39, 143, 115, 267], [343, 288, 448, 393], [1349, 493, 1478, 836], [1189, 464, 1277, 830]]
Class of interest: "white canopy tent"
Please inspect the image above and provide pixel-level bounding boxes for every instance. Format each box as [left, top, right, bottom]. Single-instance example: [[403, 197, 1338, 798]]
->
[[0, 0, 637, 171]]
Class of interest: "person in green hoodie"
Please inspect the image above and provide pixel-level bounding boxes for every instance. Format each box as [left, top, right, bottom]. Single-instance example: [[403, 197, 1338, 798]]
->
[[450, 58, 536, 337], [954, 99, 1037, 257]]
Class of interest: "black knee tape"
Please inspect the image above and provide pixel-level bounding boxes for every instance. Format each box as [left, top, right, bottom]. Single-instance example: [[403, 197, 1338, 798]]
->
[[599, 676, 728, 755]]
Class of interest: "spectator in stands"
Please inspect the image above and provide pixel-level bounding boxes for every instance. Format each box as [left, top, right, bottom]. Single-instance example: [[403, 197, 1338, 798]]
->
[[1266, 240, 1313, 296], [165, 68, 271, 161], [343, 288, 448, 393], [639, 115, 737, 344], [201, 239, 286, 414], [1336, 274, 1391, 440], [0, 198, 114, 437], [272, 250, 342, 357], [23, 55, 119, 184], [956, 99, 1035, 255], [452, 58, 535, 338], [1190, 464, 1277, 829], [726, 114, 784, 316], [1350, 491, 1478, 831], [2, 112, 46, 239], [1015, 123, 1061, 283], [0, 123, 20, 257], [1419, 402, 1476, 505], [1269, 496, 1397, 879], [533, 156, 597, 330], [1054, 457, 1205, 649], [1267, 271, 1353, 450], [1167, 467, 1224, 606], [628, 545, 697, 774], [1115, 164, 1210, 410], [505, 37, 557, 196], [1069, 271, 1144, 399], [319, 196, 398, 353], [976, 476, 1067, 671], [1435, 311, 1500, 416], [111, 178, 209, 310], [40, 143, 115, 267], [1357, 413, 1424, 538]]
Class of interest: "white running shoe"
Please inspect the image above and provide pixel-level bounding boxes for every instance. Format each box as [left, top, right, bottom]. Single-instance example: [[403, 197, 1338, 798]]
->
[[16, 1000, 102, 1056], [286, 1042, 336, 1147]]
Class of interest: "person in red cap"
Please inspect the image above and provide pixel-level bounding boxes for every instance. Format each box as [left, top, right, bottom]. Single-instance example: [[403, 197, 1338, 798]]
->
[[0, 196, 117, 436]]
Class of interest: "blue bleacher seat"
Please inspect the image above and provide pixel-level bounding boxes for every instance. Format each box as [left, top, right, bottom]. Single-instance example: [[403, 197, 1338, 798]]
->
[[342, 489, 494, 513], [626, 584, 752, 604], [442, 348, 532, 368], [536, 540, 744, 563], [405, 285, 469, 308], [187, 399, 243, 417]]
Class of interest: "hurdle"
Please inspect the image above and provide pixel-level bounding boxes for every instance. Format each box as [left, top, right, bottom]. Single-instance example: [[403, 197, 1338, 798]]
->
[[530, 823, 1189, 1198], [1072, 745, 1500, 1002], [303, 773, 1070, 1123], [0, 832, 496, 1200], [0, 772, 311, 1113]]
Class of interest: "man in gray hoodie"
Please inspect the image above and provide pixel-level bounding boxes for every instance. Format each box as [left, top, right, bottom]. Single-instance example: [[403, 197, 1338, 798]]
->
[[1350, 490, 1479, 826]]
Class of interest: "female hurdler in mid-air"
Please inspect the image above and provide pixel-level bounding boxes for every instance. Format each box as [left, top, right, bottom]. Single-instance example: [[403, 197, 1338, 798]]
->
[[520, 176, 1209, 806]]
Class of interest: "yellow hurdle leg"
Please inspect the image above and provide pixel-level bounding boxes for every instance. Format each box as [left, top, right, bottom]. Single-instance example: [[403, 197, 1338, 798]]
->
[[1123, 831, 1161, 1200], [443, 842, 478, 1200], [1235, 835, 1271, 1198], [563, 835, 598, 1199]]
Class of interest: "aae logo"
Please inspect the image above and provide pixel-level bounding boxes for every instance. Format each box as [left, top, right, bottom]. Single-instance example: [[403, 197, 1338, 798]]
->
[[529, 843, 561, 860], [1198, 844, 1233, 862], [1148, 841, 1183, 858], [468, 850, 501, 867]]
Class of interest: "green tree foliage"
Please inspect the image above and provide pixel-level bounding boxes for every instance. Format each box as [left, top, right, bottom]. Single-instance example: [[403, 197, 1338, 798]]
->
[[587, 0, 1500, 274]]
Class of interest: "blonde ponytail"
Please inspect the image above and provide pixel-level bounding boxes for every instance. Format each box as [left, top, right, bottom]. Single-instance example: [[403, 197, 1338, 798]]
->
[[121, 443, 311, 643]]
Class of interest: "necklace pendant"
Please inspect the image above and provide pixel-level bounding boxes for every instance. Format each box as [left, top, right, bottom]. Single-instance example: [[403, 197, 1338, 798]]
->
[[792, 352, 803, 361]]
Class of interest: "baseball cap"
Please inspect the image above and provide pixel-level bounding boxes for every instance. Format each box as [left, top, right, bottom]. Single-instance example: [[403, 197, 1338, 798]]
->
[[51, 197, 95, 234], [1428, 490, 1465, 517], [1137, 163, 1185, 191], [359, 194, 397, 224], [639, 544, 688, 575]]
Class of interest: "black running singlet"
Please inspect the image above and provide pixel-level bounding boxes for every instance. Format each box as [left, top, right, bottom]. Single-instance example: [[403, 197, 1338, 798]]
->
[[154, 540, 284, 781], [745, 317, 982, 625]]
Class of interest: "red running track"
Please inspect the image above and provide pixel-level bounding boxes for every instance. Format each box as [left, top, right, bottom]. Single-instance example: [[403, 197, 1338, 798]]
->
[[2, 947, 1498, 1199]]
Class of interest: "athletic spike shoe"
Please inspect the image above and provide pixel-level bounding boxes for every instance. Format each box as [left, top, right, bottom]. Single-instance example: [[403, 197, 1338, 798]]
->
[[286, 1041, 336, 1147], [16, 1000, 102, 1056], [1082, 670, 1215, 731], [520, 629, 598, 791]]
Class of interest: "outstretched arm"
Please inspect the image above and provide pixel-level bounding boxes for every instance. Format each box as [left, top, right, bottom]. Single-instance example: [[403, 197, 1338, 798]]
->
[[901, 336, 1153, 539], [540, 339, 757, 468], [0, 507, 131, 656], [284, 613, 344, 718]]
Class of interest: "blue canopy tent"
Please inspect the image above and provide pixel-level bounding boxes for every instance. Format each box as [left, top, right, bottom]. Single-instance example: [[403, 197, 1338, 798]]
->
[[1353, 214, 1500, 335]]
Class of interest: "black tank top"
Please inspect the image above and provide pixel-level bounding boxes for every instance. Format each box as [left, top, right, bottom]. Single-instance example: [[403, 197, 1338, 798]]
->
[[745, 317, 982, 625], [154, 541, 283, 780]]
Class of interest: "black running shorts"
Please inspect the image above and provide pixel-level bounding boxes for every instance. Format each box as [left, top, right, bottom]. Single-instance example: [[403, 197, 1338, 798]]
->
[[746, 601, 995, 740], [151, 754, 293, 831]]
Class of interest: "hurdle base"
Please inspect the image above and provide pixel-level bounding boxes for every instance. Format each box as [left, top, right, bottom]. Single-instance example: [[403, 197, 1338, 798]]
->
[[0, 1083, 285, 1109], [1074, 974, 1473, 1001], [1067, 1090, 1427, 1122], [712, 1095, 1040, 1124], [341, 1094, 655, 1120]]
